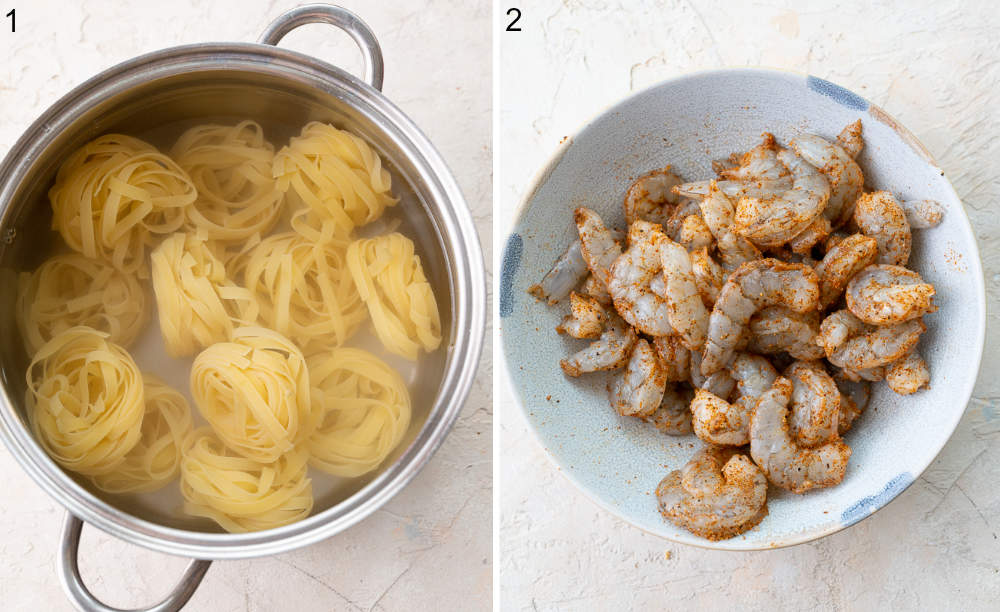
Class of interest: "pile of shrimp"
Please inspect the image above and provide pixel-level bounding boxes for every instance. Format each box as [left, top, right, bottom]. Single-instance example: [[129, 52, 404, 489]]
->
[[529, 121, 944, 541]]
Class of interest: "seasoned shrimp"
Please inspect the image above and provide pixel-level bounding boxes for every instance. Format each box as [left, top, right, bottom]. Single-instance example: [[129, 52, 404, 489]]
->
[[690, 247, 725, 307], [853, 191, 911, 266], [606, 221, 675, 336], [656, 446, 768, 540], [663, 198, 701, 241], [560, 313, 638, 377], [679, 214, 714, 251], [902, 199, 945, 230], [719, 133, 789, 182], [575, 207, 622, 288], [733, 148, 831, 248], [787, 216, 831, 254], [836, 119, 863, 159], [624, 166, 684, 226], [825, 231, 850, 252], [672, 178, 791, 201], [608, 339, 666, 418], [846, 264, 936, 325], [700, 183, 761, 270], [645, 385, 693, 435], [703, 259, 820, 375], [692, 353, 776, 446], [747, 306, 824, 360], [814, 233, 878, 308], [580, 273, 612, 305], [791, 133, 864, 228], [886, 350, 930, 395], [833, 373, 869, 434], [785, 361, 841, 448], [827, 318, 926, 371], [653, 335, 690, 382], [749, 377, 851, 493], [529, 239, 589, 304], [556, 292, 605, 339], [660, 237, 710, 349]]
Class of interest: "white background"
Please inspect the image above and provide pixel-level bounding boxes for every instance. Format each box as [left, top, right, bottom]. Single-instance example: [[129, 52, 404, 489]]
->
[[0, 1, 491, 610], [498, 1, 999, 610]]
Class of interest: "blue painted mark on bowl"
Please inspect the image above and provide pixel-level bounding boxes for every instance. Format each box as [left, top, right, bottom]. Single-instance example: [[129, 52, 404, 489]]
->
[[499, 233, 523, 318], [841, 472, 913, 527], [807, 76, 869, 111]]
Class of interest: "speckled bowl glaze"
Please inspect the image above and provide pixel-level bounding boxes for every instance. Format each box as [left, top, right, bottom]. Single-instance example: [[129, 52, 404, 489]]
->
[[499, 68, 985, 550]]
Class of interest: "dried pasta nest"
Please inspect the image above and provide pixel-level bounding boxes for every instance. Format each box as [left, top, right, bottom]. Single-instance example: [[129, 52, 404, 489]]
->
[[49, 134, 197, 274], [180, 427, 313, 533], [27, 327, 144, 476], [16, 252, 148, 356], [307, 347, 412, 477], [190, 327, 314, 463]]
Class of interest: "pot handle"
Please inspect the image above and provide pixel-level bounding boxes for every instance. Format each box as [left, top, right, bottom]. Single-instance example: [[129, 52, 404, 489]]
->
[[258, 4, 385, 91], [59, 513, 212, 612]]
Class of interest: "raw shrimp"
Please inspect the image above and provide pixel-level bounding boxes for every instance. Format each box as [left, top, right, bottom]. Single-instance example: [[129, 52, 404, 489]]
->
[[787, 216, 831, 254], [560, 313, 637, 377], [816, 309, 869, 357], [624, 166, 684, 226], [672, 178, 790, 201], [645, 385, 693, 435], [556, 292, 605, 339], [656, 446, 768, 540], [652, 335, 690, 382], [692, 353, 776, 446], [679, 214, 714, 251], [833, 374, 869, 434], [853, 191, 911, 266], [785, 361, 841, 448], [575, 207, 622, 287], [529, 239, 589, 304], [689, 350, 737, 398], [702, 258, 820, 375], [580, 273, 612, 305], [827, 318, 926, 371], [791, 133, 864, 228], [814, 233, 878, 308], [690, 247, 725, 307], [718, 133, 790, 182], [839, 365, 887, 382], [825, 231, 850, 252], [663, 198, 701, 241], [749, 377, 851, 493], [660, 237, 710, 349], [608, 339, 666, 418], [747, 306, 824, 360], [733, 148, 831, 248], [836, 119, 863, 159], [700, 182, 761, 270], [886, 350, 930, 395], [606, 221, 675, 336], [846, 264, 936, 325], [902, 199, 945, 230]]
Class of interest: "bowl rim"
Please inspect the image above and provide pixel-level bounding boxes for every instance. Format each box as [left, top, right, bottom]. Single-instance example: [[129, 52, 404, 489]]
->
[[0, 41, 486, 559], [499, 66, 986, 550]]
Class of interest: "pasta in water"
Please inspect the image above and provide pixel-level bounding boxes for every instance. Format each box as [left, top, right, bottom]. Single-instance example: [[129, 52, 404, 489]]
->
[[27, 327, 144, 476], [49, 134, 197, 274], [91, 374, 193, 494], [16, 253, 148, 356], [307, 348, 412, 477], [346, 233, 442, 360], [190, 327, 314, 463], [151, 232, 257, 357], [273, 122, 397, 236], [180, 427, 313, 533], [171, 121, 283, 242], [232, 230, 365, 352]]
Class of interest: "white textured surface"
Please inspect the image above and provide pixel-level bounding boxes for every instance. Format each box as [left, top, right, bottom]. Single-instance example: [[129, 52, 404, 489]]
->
[[498, 1, 999, 610], [0, 2, 491, 611]]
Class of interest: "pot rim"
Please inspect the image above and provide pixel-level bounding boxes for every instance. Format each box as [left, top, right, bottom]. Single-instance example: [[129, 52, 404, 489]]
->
[[0, 40, 485, 559]]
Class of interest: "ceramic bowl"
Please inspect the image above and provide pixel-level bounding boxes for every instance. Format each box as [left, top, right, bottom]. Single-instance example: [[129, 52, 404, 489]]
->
[[499, 68, 985, 549]]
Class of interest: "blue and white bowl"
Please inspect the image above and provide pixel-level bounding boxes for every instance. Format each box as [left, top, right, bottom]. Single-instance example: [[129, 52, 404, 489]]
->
[[499, 68, 985, 549]]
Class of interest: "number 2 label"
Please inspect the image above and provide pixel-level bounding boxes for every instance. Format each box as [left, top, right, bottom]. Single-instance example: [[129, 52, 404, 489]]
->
[[506, 8, 521, 32]]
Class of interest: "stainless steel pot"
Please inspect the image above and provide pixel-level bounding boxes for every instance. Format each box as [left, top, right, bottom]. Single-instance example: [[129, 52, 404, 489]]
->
[[0, 5, 485, 611]]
